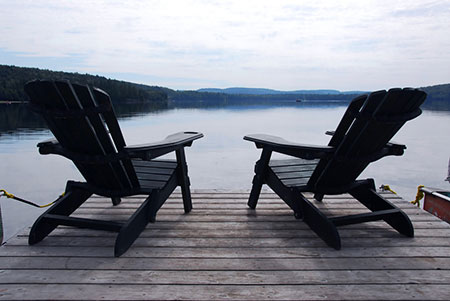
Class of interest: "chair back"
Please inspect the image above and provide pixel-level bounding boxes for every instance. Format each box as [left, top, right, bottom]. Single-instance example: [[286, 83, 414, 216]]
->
[[25, 80, 139, 191], [309, 88, 426, 192]]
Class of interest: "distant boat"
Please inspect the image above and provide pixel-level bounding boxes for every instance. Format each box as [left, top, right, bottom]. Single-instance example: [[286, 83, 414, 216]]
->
[[296, 95, 306, 102]]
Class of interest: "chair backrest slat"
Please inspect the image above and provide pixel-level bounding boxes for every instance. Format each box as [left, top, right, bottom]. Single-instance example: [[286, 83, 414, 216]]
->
[[309, 88, 426, 191], [71, 82, 137, 189], [25, 80, 100, 185], [328, 94, 367, 147], [90, 87, 127, 150], [92, 87, 139, 187], [25, 80, 139, 191]]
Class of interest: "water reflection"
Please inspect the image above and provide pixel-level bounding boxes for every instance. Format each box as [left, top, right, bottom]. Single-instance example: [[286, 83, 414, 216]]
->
[[0, 103, 46, 134], [0, 102, 169, 135], [1, 102, 449, 242]]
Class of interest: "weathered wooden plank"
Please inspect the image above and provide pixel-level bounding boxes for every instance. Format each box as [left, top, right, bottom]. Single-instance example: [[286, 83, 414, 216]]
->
[[17, 222, 450, 239], [93, 189, 398, 196], [85, 195, 406, 204], [90, 192, 409, 200], [88, 193, 334, 200], [174, 191, 403, 198], [6, 236, 450, 248], [1, 269, 449, 285], [67, 212, 443, 223], [79, 202, 418, 210], [0, 256, 448, 271], [16, 227, 450, 239], [146, 200, 412, 207], [71, 207, 438, 218], [69, 200, 434, 214], [84, 197, 418, 207], [1, 246, 449, 258], [18, 220, 449, 232], [1, 284, 449, 300]]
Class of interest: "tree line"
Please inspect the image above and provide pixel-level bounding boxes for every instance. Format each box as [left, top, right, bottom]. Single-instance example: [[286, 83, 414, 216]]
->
[[420, 84, 450, 110], [1, 64, 449, 109], [167, 90, 359, 106], [0, 64, 168, 105]]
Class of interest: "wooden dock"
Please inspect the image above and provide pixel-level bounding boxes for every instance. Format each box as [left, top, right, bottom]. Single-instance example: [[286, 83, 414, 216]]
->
[[0, 190, 449, 300]]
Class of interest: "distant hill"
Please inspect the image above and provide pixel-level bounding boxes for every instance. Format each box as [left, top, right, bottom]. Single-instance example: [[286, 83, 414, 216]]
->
[[194, 85, 450, 109], [168, 90, 361, 106], [0, 64, 169, 106], [197, 87, 366, 95]]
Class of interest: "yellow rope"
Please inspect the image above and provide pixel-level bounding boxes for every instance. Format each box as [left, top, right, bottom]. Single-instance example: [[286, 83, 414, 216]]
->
[[379, 184, 397, 194], [0, 189, 14, 199], [411, 185, 425, 207], [0, 189, 61, 208]]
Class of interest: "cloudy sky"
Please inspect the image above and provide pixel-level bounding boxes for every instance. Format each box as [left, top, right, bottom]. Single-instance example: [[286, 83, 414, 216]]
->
[[1, 0, 449, 91]]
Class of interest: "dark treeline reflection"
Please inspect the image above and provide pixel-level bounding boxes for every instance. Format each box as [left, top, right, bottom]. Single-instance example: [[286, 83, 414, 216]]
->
[[1, 101, 347, 136], [0, 102, 168, 136], [0, 103, 47, 134], [168, 100, 349, 110], [1, 98, 450, 137]]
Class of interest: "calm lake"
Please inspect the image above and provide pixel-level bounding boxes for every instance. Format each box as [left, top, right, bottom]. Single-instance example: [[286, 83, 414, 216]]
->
[[1, 102, 449, 241]]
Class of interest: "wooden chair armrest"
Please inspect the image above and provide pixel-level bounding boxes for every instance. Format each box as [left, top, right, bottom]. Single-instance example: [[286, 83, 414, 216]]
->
[[244, 134, 333, 159], [37, 138, 59, 148], [386, 141, 406, 150], [124, 131, 203, 160], [384, 142, 406, 156], [324, 132, 405, 152], [37, 141, 125, 163], [37, 138, 63, 156], [344, 142, 406, 164], [37, 132, 203, 163]]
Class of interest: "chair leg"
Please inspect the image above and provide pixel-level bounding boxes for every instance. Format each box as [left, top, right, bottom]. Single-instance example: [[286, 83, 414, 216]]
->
[[264, 168, 303, 217], [148, 172, 178, 221], [176, 148, 192, 213], [313, 193, 324, 202], [115, 171, 185, 256], [248, 148, 272, 209], [29, 184, 92, 245], [114, 192, 155, 257], [294, 193, 341, 249], [349, 179, 414, 237], [111, 197, 121, 206]]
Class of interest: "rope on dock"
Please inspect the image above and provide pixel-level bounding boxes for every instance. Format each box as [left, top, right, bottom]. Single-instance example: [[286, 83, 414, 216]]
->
[[379, 184, 397, 194], [0, 189, 62, 208], [410, 185, 425, 207]]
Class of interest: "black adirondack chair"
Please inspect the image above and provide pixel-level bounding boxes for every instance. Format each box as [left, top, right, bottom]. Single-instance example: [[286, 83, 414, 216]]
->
[[25, 80, 203, 256], [244, 88, 426, 249]]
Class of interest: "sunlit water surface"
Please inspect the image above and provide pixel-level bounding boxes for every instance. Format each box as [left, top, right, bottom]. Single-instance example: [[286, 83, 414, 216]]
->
[[1, 104, 449, 241]]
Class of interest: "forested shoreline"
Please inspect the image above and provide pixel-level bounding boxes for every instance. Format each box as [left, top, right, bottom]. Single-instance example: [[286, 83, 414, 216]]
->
[[1, 64, 449, 109], [0, 65, 168, 106]]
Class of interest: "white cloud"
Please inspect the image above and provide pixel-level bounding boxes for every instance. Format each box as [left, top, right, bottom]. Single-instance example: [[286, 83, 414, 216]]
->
[[0, 0, 449, 90]]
